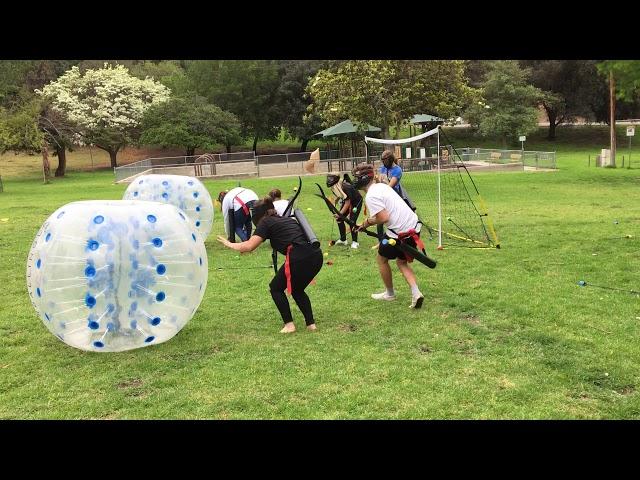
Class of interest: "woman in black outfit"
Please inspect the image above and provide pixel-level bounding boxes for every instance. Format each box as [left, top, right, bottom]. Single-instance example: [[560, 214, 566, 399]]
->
[[217, 197, 323, 333]]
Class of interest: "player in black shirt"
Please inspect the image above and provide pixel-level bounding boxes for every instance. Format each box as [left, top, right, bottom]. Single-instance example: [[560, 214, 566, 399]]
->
[[217, 196, 323, 333], [326, 173, 363, 249]]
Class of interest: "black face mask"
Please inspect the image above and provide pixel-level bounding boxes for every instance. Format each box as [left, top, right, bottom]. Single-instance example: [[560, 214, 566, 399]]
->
[[326, 175, 339, 188]]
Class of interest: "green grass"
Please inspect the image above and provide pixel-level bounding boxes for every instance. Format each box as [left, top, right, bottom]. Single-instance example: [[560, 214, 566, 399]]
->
[[2, 133, 640, 418]]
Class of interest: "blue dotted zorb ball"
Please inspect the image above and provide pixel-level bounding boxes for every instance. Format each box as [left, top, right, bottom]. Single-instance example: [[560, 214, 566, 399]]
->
[[123, 174, 214, 240], [26, 200, 209, 352]]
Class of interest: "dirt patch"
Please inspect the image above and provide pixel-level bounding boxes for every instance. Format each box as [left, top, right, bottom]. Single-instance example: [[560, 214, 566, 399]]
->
[[617, 385, 635, 396], [338, 323, 358, 332], [418, 344, 433, 354], [117, 378, 143, 389], [461, 313, 481, 326]]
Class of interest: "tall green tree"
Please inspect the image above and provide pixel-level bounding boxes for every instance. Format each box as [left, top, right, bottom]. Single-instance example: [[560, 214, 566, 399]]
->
[[274, 60, 326, 151], [140, 96, 242, 155], [466, 61, 544, 147], [522, 60, 605, 139], [307, 60, 475, 138], [184, 60, 283, 152]]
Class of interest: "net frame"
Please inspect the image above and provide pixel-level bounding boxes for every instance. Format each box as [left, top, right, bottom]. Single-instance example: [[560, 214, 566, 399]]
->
[[364, 126, 499, 249]]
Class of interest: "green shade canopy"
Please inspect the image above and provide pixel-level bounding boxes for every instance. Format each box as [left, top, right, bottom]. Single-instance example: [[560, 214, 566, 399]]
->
[[315, 119, 381, 137], [409, 114, 444, 124]]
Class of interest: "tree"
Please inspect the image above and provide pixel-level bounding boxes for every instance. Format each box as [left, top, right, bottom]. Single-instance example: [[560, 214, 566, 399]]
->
[[0, 101, 49, 183], [140, 96, 242, 155], [465, 61, 544, 147], [521, 60, 607, 139], [307, 60, 475, 138], [36, 64, 170, 167], [274, 60, 327, 151], [184, 60, 283, 152], [596, 61, 640, 166]]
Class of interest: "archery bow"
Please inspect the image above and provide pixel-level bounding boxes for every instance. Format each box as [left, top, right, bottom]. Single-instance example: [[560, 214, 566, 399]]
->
[[314, 183, 436, 269]]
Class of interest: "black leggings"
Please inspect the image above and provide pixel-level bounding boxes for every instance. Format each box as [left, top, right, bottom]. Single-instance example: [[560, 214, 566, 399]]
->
[[338, 201, 362, 242], [269, 245, 323, 326]]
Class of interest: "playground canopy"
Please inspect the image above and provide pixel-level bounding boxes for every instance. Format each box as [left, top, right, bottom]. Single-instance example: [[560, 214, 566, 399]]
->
[[315, 120, 382, 159], [315, 119, 381, 138], [409, 114, 444, 125]]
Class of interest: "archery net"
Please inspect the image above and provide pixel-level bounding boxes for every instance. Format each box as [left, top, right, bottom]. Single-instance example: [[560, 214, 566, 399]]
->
[[365, 127, 499, 249]]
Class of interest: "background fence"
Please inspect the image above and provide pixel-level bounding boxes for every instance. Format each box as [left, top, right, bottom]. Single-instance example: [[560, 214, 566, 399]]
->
[[114, 147, 556, 183]]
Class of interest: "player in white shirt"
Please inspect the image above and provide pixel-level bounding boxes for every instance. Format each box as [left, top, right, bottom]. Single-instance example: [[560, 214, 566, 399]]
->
[[352, 162, 425, 309], [218, 187, 259, 241], [268, 188, 294, 217]]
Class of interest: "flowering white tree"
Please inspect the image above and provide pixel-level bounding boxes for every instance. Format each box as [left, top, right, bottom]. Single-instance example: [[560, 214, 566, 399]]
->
[[36, 64, 170, 167]]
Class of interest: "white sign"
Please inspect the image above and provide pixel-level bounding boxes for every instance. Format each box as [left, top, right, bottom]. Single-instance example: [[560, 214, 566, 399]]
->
[[519, 136, 526, 142], [627, 126, 635, 137], [405, 147, 412, 159], [419, 148, 426, 159]]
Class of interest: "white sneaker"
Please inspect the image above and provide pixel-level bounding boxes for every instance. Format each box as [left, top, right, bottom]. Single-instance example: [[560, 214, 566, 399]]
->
[[351, 241, 359, 249], [371, 291, 396, 301], [334, 239, 348, 246], [410, 293, 424, 309]]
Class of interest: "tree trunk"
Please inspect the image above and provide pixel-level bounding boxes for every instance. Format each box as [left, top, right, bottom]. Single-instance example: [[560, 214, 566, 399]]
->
[[502, 135, 508, 149], [186, 147, 196, 156], [41, 141, 51, 184], [54, 145, 67, 177], [109, 149, 118, 168], [225, 143, 232, 153], [610, 70, 616, 167], [544, 106, 558, 140], [252, 136, 258, 154], [300, 138, 309, 152]]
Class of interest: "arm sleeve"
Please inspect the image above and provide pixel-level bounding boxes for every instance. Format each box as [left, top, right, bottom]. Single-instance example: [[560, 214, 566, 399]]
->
[[390, 165, 403, 180], [365, 188, 385, 217]]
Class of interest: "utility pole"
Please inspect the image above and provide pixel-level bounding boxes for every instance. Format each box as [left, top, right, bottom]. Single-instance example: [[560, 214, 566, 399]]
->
[[610, 69, 617, 167]]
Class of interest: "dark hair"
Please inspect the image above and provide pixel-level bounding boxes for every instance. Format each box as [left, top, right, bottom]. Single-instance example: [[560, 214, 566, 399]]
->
[[251, 196, 278, 226], [268, 188, 282, 201], [381, 150, 397, 168]]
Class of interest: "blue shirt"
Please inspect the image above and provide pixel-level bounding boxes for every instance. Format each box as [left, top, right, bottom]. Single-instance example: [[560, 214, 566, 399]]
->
[[379, 165, 403, 194]]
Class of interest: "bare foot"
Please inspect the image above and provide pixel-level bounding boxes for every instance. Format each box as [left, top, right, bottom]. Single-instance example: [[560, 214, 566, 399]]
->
[[307, 324, 318, 332], [280, 322, 296, 334]]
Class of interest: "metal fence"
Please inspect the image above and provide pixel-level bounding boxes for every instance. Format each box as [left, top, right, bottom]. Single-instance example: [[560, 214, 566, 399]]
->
[[114, 151, 256, 183], [113, 147, 556, 183], [459, 148, 557, 169]]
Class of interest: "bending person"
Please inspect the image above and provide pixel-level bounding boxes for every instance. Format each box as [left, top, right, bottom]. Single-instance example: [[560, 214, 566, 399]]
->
[[352, 162, 425, 309], [268, 188, 294, 217], [217, 196, 323, 333], [219, 186, 259, 241], [326, 173, 363, 249]]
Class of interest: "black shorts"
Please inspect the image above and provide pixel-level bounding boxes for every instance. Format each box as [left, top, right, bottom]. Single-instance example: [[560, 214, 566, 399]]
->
[[378, 233, 419, 261]]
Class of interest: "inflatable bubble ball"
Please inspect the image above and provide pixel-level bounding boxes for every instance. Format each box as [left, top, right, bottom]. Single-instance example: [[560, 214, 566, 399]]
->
[[123, 174, 214, 240], [26, 200, 209, 352]]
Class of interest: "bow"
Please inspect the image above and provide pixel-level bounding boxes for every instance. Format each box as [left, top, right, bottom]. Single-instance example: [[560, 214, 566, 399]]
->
[[314, 183, 436, 269]]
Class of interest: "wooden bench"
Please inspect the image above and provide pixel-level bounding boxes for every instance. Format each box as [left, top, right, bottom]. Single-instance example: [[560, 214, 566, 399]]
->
[[489, 152, 502, 162], [510, 153, 522, 162]]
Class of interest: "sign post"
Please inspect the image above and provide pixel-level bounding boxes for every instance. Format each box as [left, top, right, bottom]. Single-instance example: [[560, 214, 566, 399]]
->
[[519, 135, 526, 169], [627, 126, 635, 169]]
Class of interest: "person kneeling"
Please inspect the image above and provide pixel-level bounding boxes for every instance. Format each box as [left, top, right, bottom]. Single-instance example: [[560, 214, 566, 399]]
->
[[217, 197, 323, 332]]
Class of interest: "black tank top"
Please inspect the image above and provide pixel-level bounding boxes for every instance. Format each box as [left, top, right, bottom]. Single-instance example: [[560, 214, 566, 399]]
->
[[254, 215, 307, 255]]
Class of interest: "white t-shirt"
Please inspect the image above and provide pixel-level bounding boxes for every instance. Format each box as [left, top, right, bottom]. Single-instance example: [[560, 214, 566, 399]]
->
[[365, 182, 419, 239], [273, 199, 290, 217], [221, 187, 259, 235]]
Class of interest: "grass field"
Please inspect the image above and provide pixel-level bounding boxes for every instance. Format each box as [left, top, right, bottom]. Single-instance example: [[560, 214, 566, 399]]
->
[[1, 126, 640, 419]]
